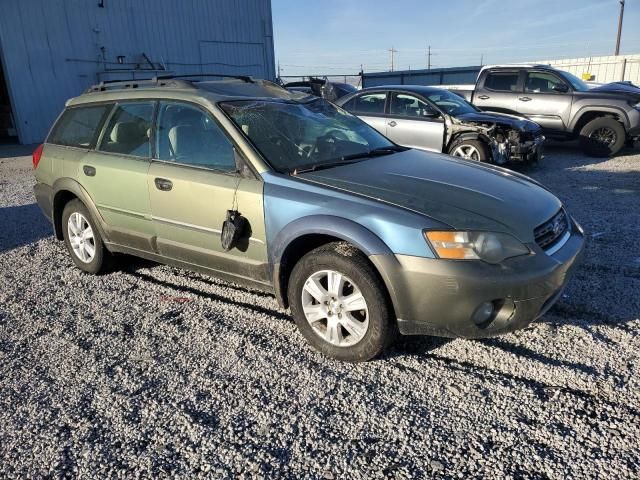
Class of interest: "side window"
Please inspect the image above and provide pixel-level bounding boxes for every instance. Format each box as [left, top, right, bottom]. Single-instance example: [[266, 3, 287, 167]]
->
[[389, 93, 437, 118], [525, 72, 566, 93], [98, 102, 154, 157], [348, 93, 387, 115], [484, 71, 520, 92], [48, 105, 111, 148], [156, 102, 236, 171]]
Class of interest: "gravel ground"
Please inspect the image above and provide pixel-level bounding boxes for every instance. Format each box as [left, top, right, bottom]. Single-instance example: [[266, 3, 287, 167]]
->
[[1, 142, 639, 479]]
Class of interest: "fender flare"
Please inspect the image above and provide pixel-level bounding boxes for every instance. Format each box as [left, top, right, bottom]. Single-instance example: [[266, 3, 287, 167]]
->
[[570, 105, 630, 132], [51, 178, 109, 242], [269, 215, 395, 306]]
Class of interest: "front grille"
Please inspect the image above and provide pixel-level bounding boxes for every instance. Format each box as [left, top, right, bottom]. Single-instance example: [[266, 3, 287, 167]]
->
[[534, 209, 569, 250]]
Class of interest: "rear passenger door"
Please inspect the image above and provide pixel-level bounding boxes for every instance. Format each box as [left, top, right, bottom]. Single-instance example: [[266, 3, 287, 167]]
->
[[340, 92, 389, 136], [474, 70, 521, 115], [80, 101, 155, 251], [385, 92, 444, 151], [147, 101, 268, 284]]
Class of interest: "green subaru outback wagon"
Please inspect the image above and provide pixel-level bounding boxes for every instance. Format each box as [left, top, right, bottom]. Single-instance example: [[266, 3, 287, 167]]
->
[[33, 75, 584, 361]]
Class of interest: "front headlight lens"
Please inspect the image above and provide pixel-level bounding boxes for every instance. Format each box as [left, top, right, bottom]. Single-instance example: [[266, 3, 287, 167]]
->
[[425, 231, 530, 263]]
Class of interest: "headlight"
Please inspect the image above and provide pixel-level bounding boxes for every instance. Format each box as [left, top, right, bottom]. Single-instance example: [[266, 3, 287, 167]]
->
[[424, 231, 530, 263]]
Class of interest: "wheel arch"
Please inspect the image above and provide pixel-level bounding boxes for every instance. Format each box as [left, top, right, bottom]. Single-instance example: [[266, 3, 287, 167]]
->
[[52, 178, 108, 242], [270, 215, 395, 309], [571, 107, 629, 134]]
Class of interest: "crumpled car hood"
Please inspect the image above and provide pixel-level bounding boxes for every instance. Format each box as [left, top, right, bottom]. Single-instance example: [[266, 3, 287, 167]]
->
[[455, 111, 541, 133], [299, 149, 561, 241]]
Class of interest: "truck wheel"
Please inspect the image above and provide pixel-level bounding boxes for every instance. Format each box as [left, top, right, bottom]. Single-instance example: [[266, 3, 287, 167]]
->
[[62, 199, 111, 274], [288, 242, 396, 362], [448, 139, 489, 162], [579, 117, 626, 157]]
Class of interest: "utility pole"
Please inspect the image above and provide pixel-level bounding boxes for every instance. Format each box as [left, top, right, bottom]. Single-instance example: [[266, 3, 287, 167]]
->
[[615, 0, 625, 55], [427, 45, 432, 70], [480, 54, 484, 66], [277, 61, 281, 79], [388, 47, 397, 72]]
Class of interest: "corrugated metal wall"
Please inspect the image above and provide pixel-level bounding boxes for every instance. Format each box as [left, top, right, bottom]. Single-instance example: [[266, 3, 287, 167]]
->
[[535, 54, 640, 84], [0, 0, 275, 144], [362, 66, 482, 88]]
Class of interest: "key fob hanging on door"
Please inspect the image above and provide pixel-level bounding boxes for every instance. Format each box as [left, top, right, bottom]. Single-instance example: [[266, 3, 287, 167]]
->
[[221, 210, 247, 251]]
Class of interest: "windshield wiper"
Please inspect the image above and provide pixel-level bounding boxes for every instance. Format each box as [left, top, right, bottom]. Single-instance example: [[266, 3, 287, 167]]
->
[[291, 146, 406, 175]]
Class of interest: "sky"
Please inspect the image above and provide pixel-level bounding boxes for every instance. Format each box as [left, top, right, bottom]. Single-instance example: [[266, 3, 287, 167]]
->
[[271, 0, 640, 77]]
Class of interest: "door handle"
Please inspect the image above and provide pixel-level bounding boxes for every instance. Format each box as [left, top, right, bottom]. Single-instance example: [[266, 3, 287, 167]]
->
[[154, 177, 173, 191], [518, 96, 532, 102], [83, 165, 96, 177], [388, 120, 397, 127], [477, 95, 490, 100]]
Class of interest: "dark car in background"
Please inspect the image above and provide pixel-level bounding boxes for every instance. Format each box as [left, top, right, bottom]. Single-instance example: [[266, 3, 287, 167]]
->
[[337, 85, 544, 165], [283, 77, 358, 102]]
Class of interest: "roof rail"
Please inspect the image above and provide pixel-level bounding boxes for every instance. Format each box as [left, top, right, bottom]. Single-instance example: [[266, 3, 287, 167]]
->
[[85, 77, 194, 93], [156, 73, 255, 83], [85, 73, 254, 93]]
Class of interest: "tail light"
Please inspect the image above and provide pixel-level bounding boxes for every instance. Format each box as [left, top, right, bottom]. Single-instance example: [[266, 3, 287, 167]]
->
[[32, 144, 44, 169]]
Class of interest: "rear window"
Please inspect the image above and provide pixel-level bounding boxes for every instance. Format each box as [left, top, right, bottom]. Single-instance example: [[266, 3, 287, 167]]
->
[[48, 105, 111, 148], [342, 92, 386, 115], [484, 71, 520, 92], [98, 102, 155, 157]]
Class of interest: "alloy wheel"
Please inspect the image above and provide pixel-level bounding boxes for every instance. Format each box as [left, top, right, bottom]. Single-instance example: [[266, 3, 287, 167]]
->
[[301, 269, 369, 347], [452, 144, 481, 160], [67, 212, 96, 263], [589, 127, 617, 147]]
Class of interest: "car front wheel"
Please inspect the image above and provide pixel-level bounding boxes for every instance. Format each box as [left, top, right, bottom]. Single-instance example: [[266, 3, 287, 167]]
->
[[288, 242, 395, 362], [448, 138, 489, 162], [62, 199, 111, 274], [579, 117, 626, 157]]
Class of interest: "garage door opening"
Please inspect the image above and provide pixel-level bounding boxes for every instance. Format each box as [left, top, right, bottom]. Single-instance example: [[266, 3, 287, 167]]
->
[[0, 55, 18, 144]]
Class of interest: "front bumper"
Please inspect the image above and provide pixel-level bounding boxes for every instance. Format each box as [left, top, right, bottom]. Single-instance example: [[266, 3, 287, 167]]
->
[[371, 224, 585, 338], [510, 135, 545, 162]]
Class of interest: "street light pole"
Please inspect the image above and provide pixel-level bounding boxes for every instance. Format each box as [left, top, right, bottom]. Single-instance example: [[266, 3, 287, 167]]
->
[[615, 0, 625, 56]]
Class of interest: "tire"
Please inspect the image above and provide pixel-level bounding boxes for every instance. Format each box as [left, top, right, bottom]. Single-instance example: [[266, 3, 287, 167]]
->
[[448, 138, 489, 162], [288, 242, 396, 362], [62, 199, 111, 274], [579, 117, 626, 157]]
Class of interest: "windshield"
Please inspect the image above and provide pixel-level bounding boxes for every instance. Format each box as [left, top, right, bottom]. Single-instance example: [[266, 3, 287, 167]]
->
[[425, 90, 478, 115], [558, 70, 590, 91], [221, 98, 396, 173]]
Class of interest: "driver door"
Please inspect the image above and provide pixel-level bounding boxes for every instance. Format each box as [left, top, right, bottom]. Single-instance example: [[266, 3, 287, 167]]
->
[[147, 101, 269, 285], [516, 71, 573, 132], [385, 92, 444, 151]]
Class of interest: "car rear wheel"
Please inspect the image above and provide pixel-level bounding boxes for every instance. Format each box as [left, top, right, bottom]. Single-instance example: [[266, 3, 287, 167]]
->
[[579, 117, 626, 157], [288, 242, 395, 362], [448, 139, 489, 162], [62, 199, 111, 274]]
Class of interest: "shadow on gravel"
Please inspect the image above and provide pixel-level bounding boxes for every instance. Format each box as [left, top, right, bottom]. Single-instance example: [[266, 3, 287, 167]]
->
[[0, 143, 37, 159], [0, 203, 52, 253], [479, 337, 598, 376], [125, 269, 292, 322]]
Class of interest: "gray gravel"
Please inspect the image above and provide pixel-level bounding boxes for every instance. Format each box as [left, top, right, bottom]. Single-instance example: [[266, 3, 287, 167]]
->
[[1, 142, 639, 479]]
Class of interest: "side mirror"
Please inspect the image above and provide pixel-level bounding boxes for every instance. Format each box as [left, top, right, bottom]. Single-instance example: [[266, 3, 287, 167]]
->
[[552, 83, 569, 93]]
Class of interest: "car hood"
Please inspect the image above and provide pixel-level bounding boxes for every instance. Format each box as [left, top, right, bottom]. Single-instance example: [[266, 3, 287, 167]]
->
[[455, 111, 542, 133], [298, 149, 561, 241], [589, 81, 640, 95]]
